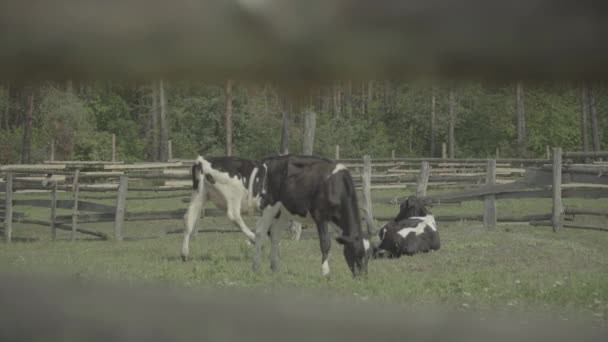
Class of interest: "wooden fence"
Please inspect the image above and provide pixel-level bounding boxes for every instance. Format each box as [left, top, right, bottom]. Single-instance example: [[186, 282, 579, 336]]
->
[[1, 150, 607, 242]]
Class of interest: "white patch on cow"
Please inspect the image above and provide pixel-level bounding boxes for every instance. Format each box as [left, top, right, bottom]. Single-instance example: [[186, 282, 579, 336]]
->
[[397, 215, 437, 238], [322, 260, 330, 276], [331, 163, 347, 175], [363, 238, 370, 252]]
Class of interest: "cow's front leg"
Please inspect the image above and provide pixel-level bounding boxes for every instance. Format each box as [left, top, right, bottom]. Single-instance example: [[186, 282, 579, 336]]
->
[[253, 204, 280, 272], [182, 183, 205, 261], [316, 221, 331, 277]]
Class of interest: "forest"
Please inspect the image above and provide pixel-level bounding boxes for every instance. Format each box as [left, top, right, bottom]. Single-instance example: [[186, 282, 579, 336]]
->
[[0, 80, 606, 164]]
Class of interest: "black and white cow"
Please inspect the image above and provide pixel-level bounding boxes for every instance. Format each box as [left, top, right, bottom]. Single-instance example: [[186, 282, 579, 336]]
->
[[181, 155, 268, 261], [252, 155, 371, 277], [375, 196, 440, 258]]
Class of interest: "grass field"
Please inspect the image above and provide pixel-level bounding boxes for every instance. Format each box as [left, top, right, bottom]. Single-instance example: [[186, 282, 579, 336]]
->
[[1, 187, 607, 325]]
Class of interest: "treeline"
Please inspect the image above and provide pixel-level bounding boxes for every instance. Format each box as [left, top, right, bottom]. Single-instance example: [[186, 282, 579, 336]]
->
[[0, 80, 606, 164]]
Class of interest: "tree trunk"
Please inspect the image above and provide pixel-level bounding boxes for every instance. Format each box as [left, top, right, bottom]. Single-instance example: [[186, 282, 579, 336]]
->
[[580, 84, 590, 152], [367, 81, 374, 112], [345, 80, 353, 118], [66, 79, 73, 93], [303, 111, 316, 155], [589, 85, 601, 152], [333, 82, 341, 119], [279, 111, 289, 155], [158, 79, 168, 161], [2, 83, 9, 130], [516, 81, 526, 155], [21, 90, 34, 164], [225, 80, 233, 156], [430, 88, 436, 157], [151, 82, 159, 161], [448, 88, 456, 158]]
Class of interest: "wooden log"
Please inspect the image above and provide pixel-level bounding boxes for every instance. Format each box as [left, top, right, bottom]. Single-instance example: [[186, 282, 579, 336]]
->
[[82, 192, 191, 201], [441, 143, 447, 159], [374, 213, 552, 223], [562, 151, 608, 159], [55, 208, 228, 224], [391, 149, 395, 160], [564, 207, 608, 217], [361, 155, 375, 236], [114, 175, 128, 241], [111, 133, 116, 162], [165, 228, 242, 235], [552, 147, 563, 232], [71, 170, 80, 241], [50, 182, 57, 240], [103, 162, 183, 170], [530, 220, 608, 232], [4, 173, 13, 243], [13, 199, 116, 213], [168, 140, 173, 161], [50, 140, 55, 162], [16, 218, 108, 239], [335, 145, 340, 160], [303, 111, 316, 155], [483, 159, 497, 230], [416, 161, 430, 197]]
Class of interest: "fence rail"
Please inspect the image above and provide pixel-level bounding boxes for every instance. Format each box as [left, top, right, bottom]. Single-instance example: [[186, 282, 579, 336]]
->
[[2, 150, 608, 242]]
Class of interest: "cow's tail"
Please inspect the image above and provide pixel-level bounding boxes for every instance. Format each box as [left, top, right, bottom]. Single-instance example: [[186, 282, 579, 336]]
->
[[191, 156, 205, 191]]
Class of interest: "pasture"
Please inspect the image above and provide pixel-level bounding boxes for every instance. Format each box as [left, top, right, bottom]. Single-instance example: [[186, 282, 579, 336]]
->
[[1, 188, 607, 325]]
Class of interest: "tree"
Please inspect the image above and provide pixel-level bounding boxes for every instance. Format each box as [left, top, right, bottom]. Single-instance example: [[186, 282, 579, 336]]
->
[[589, 84, 601, 152], [448, 87, 456, 158], [159, 79, 168, 161], [516, 81, 526, 155], [21, 89, 34, 164], [430, 88, 436, 157], [580, 84, 590, 152], [225, 79, 233, 156]]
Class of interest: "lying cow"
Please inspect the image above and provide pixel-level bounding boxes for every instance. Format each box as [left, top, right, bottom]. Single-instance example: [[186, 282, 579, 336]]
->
[[253, 155, 371, 277], [375, 196, 440, 258], [181, 155, 269, 261]]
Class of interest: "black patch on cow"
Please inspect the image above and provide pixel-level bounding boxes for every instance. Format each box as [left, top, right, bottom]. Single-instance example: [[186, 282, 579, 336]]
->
[[394, 196, 430, 222], [191, 161, 203, 190], [205, 174, 215, 184], [190, 156, 267, 198]]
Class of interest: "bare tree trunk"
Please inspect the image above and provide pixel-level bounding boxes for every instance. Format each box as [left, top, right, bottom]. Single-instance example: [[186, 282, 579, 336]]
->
[[367, 81, 374, 111], [581, 84, 590, 152], [151, 82, 159, 161], [279, 111, 289, 155], [225, 80, 233, 156], [448, 88, 456, 158], [333, 82, 341, 118], [361, 82, 366, 115], [303, 111, 316, 155], [21, 90, 34, 164], [516, 81, 526, 155], [589, 85, 601, 152], [158, 79, 168, 161], [66, 80, 73, 93], [430, 88, 436, 157], [2, 83, 9, 130], [345, 80, 353, 118]]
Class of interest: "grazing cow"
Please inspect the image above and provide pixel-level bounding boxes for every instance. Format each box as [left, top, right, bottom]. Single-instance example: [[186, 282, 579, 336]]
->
[[181, 156, 267, 261], [375, 196, 440, 258], [252, 155, 371, 277]]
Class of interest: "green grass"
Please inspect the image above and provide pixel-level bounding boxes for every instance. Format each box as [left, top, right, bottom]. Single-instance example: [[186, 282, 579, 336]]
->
[[1, 188, 608, 324]]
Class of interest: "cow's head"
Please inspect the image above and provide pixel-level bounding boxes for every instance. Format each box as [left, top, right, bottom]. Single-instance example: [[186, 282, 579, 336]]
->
[[394, 196, 429, 221], [336, 235, 371, 277]]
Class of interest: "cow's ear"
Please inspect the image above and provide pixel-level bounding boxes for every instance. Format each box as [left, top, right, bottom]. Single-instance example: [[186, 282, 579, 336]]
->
[[336, 236, 353, 245]]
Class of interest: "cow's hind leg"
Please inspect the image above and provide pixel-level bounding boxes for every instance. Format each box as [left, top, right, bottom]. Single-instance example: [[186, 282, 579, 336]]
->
[[316, 221, 331, 277], [182, 183, 205, 261], [226, 197, 256, 243]]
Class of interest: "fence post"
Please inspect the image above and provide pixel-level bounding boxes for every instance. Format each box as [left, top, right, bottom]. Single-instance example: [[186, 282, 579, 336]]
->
[[546, 145, 551, 160], [168, 140, 173, 161], [335, 144, 340, 160], [50, 140, 55, 162], [441, 143, 447, 159], [552, 148, 563, 232], [114, 175, 128, 241], [391, 149, 395, 160], [4, 173, 13, 243], [416, 161, 430, 197], [111, 134, 117, 162], [361, 155, 375, 236], [71, 170, 80, 241], [483, 159, 497, 230], [50, 181, 57, 240], [495, 147, 499, 160]]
